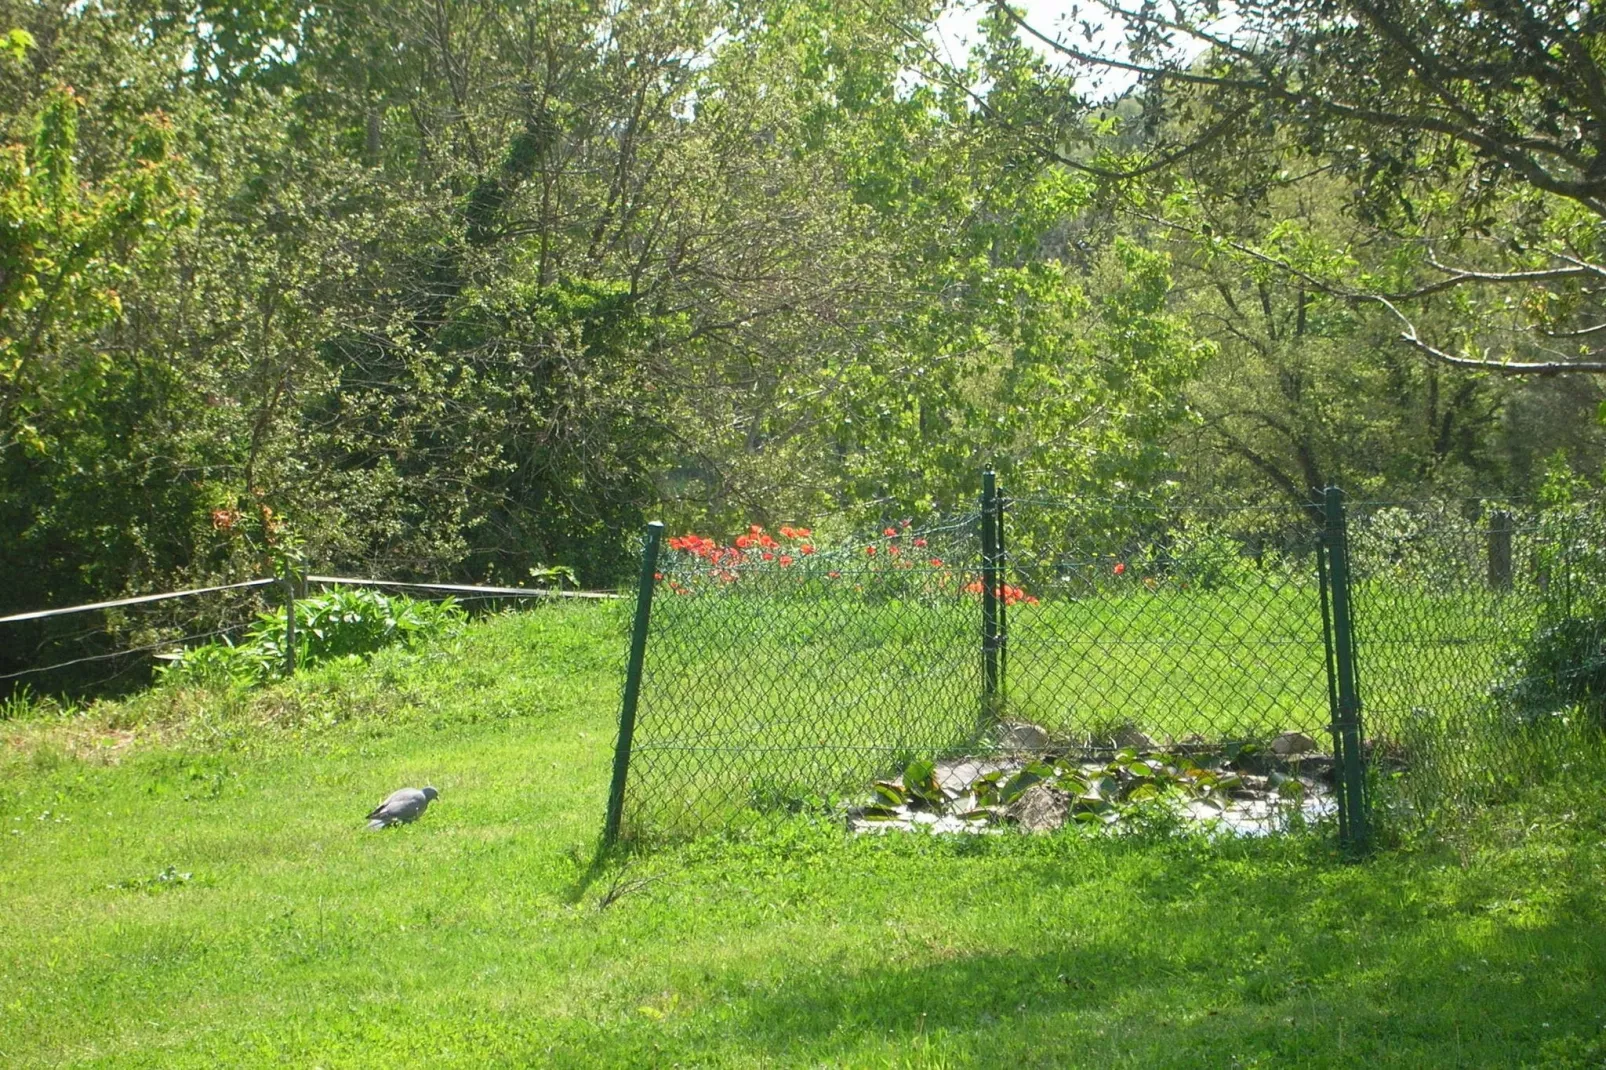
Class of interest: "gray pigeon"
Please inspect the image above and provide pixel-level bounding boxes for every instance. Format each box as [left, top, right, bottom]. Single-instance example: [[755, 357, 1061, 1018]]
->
[[365, 786, 438, 829]]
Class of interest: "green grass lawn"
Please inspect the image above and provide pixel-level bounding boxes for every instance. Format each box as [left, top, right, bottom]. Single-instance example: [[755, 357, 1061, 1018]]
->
[[3, 601, 1605, 1067]]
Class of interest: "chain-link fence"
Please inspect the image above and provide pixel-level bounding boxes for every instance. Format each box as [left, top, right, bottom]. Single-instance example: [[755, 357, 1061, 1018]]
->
[[1348, 499, 1603, 825], [611, 517, 987, 838], [999, 496, 1329, 753], [606, 479, 1606, 844]]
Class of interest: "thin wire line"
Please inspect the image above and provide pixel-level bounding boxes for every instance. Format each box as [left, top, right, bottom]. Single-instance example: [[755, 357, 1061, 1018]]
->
[[0, 579, 278, 625], [0, 627, 245, 681]]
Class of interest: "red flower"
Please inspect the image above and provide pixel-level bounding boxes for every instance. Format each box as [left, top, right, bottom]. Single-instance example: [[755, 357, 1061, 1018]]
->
[[779, 525, 795, 538], [653, 572, 663, 581], [999, 584, 1035, 606], [779, 554, 793, 566], [912, 538, 927, 548], [963, 580, 983, 594], [762, 552, 774, 561], [735, 534, 754, 549], [865, 545, 877, 555], [828, 569, 841, 578], [929, 558, 943, 568], [795, 528, 812, 538], [749, 524, 764, 535], [800, 544, 815, 555], [888, 545, 900, 557], [884, 527, 898, 537], [1114, 562, 1127, 575]]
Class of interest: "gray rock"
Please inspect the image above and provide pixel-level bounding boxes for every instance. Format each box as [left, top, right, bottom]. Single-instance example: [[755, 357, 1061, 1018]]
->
[[995, 721, 1051, 752], [1110, 725, 1155, 751], [365, 786, 439, 829], [1007, 783, 1070, 833], [934, 758, 1012, 795], [1270, 731, 1320, 757]]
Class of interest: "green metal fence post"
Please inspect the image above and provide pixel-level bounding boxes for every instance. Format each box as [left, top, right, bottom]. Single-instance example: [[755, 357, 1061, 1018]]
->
[[980, 469, 1000, 718], [604, 521, 664, 845], [1323, 487, 1369, 849], [994, 479, 1008, 703], [1314, 533, 1347, 846]]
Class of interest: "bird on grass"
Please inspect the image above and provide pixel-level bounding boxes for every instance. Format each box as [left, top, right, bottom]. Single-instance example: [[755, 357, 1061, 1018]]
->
[[365, 786, 439, 830]]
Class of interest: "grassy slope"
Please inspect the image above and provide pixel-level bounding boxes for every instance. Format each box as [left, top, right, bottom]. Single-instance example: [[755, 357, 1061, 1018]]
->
[[2, 602, 1604, 1068]]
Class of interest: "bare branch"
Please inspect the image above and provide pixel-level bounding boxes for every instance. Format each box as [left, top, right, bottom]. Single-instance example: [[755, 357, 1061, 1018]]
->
[[1137, 210, 1606, 374]]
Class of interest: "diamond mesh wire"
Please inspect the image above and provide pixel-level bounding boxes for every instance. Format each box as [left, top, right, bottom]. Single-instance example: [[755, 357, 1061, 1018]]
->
[[621, 516, 986, 838], [999, 499, 1329, 753], [1347, 500, 1602, 825], [616, 492, 1606, 841]]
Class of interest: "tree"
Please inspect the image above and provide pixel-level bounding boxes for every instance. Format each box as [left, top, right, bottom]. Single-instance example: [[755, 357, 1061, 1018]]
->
[[991, 0, 1606, 376]]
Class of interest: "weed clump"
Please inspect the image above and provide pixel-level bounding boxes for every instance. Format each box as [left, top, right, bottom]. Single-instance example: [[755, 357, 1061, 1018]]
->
[[164, 587, 466, 687]]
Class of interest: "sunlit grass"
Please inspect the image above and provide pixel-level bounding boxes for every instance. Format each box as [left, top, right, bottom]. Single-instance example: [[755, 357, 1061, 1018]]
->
[[1, 602, 1602, 1067]]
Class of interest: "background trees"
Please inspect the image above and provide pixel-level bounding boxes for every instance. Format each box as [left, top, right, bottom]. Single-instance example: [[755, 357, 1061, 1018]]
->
[[976, 0, 1606, 502], [2, 0, 1604, 631]]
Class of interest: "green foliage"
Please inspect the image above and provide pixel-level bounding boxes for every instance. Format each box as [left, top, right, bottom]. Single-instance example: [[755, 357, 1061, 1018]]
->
[[0, 85, 193, 457], [164, 587, 465, 687], [1, 27, 34, 64], [1496, 460, 1606, 729], [10, 0, 1606, 700], [1498, 618, 1606, 727], [1156, 518, 1263, 591]]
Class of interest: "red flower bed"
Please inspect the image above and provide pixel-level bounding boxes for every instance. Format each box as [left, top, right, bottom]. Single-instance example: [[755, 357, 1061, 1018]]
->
[[658, 521, 1039, 604]]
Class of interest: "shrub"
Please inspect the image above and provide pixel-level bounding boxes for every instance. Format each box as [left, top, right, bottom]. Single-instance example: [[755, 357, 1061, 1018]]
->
[[1496, 616, 1606, 727], [1496, 461, 1606, 728], [164, 588, 466, 687]]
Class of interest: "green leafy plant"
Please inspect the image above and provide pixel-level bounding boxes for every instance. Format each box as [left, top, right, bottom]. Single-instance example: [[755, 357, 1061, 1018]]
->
[[1496, 460, 1606, 728], [1152, 518, 1261, 591], [164, 588, 466, 687], [527, 564, 580, 590], [861, 748, 1252, 828]]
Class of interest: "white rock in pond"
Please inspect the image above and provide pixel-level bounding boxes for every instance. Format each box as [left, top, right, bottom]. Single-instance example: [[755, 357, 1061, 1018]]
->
[[1270, 731, 1320, 757], [995, 721, 1051, 752], [935, 758, 1012, 794]]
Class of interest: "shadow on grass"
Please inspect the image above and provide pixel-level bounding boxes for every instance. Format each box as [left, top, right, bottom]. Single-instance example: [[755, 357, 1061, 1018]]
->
[[569, 830, 1606, 1067], [562, 836, 640, 904]]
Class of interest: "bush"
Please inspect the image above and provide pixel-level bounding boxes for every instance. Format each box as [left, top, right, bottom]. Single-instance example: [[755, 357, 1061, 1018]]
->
[[1496, 615, 1606, 726], [1497, 462, 1606, 729], [164, 588, 466, 687]]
